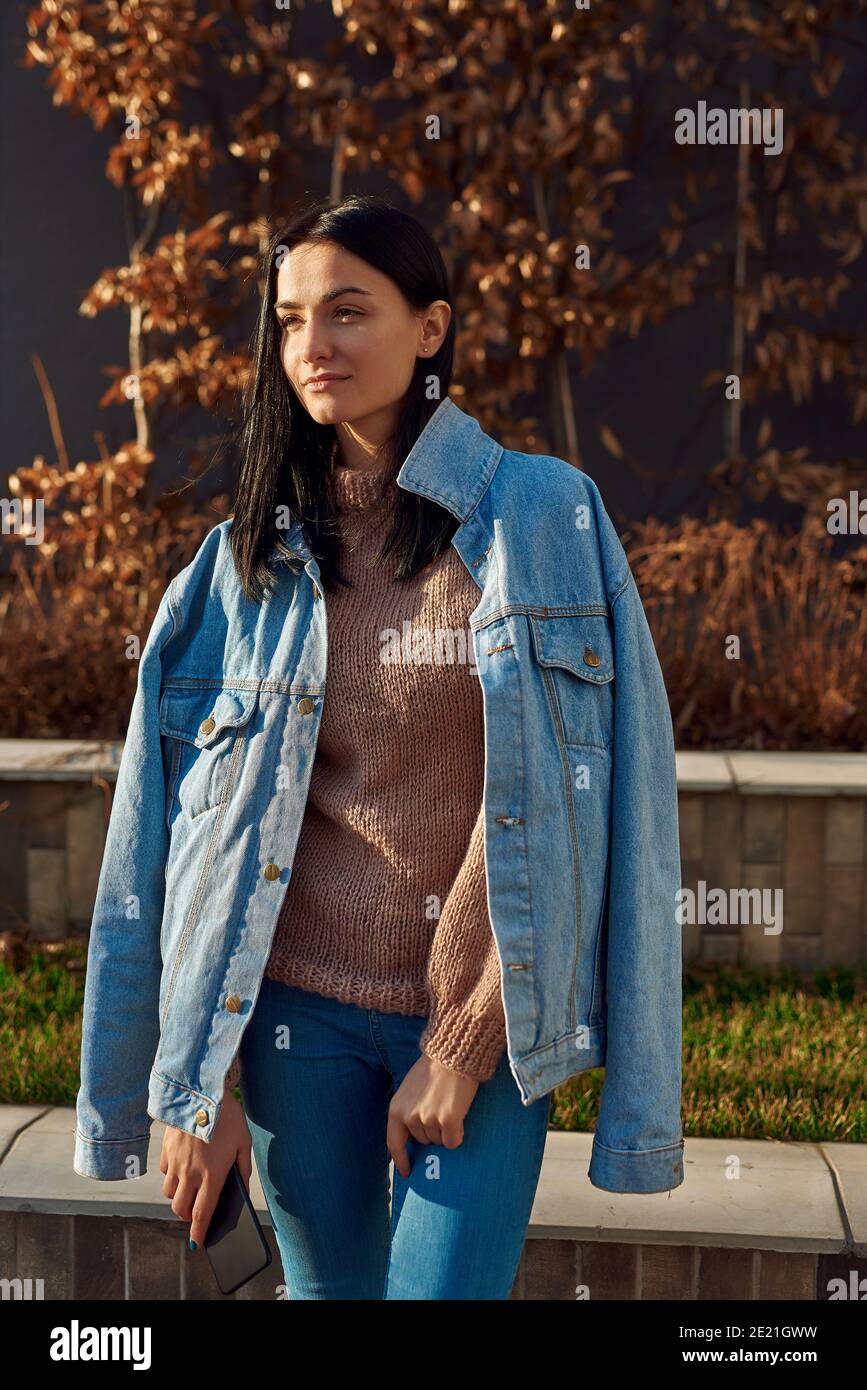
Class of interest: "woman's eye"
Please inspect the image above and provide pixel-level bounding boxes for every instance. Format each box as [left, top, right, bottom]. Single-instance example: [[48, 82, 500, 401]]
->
[[278, 307, 362, 330]]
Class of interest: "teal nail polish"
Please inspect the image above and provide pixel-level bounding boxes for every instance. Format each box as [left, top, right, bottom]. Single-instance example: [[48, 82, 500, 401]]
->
[[189, 1239, 197, 1251]]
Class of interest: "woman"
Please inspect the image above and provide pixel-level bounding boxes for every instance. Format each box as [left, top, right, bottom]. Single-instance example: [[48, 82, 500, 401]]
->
[[161, 194, 550, 1299], [74, 194, 685, 1299]]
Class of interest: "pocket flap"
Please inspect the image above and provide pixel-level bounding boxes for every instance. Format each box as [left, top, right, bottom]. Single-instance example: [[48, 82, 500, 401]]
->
[[528, 613, 614, 684], [158, 686, 259, 747]]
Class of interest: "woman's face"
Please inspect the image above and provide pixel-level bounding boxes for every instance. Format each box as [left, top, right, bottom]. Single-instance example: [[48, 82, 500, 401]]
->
[[273, 240, 449, 433]]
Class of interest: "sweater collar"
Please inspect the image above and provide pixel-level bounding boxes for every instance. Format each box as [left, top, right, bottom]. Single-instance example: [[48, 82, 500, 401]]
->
[[328, 457, 394, 513]]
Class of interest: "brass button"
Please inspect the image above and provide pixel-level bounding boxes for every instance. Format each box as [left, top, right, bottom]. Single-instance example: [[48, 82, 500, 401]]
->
[[194, 1108, 208, 1127], [312, 584, 321, 600], [297, 697, 315, 715], [583, 646, 601, 668], [200, 716, 216, 733], [263, 862, 281, 880], [225, 994, 242, 1013]]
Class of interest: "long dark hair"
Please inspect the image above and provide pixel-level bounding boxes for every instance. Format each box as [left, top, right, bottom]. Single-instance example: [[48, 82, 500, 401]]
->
[[226, 194, 458, 603]]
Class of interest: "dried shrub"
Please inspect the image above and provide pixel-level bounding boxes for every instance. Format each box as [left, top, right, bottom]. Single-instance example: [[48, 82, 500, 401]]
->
[[0, 444, 227, 739], [629, 515, 867, 749]]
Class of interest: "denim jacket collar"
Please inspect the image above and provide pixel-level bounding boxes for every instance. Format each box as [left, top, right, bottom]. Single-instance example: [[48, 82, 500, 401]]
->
[[396, 395, 503, 523], [271, 395, 500, 563]]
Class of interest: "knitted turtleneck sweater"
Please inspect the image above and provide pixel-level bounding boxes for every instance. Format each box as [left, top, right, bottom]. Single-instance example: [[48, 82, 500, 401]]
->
[[224, 450, 507, 1092]]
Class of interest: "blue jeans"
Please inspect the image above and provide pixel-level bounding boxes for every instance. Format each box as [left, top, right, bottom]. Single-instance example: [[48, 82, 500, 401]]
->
[[238, 976, 553, 1299]]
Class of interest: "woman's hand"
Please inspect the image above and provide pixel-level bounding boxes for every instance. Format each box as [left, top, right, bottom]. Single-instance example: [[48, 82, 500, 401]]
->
[[387, 1054, 480, 1179], [159, 1089, 253, 1249]]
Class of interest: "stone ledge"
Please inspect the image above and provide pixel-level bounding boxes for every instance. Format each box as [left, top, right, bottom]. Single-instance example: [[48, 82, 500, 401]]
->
[[3, 741, 867, 797], [0, 740, 124, 781], [1, 1106, 864, 1257], [677, 750, 867, 796]]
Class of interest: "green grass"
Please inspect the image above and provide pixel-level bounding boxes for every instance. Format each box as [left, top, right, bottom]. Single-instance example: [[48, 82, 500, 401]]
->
[[0, 941, 90, 1106], [3, 946, 866, 1143], [551, 963, 867, 1142]]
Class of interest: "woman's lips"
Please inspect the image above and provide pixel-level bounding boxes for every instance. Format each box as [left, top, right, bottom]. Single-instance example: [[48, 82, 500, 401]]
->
[[306, 377, 349, 391]]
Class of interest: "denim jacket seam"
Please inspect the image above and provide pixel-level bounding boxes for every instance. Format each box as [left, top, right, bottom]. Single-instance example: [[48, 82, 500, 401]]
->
[[609, 570, 631, 608], [163, 574, 180, 645], [150, 1068, 212, 1106], [594, 1137, 685, 1156], [74, 1128, 150, 1149], [519, 1022, 604, 1064]]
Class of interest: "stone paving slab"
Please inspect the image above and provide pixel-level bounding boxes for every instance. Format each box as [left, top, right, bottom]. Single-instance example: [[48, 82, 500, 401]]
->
[[0, 1104, 52, 1156], [0, 1108, 859, 1254], [675, 751, 733, 791], [820, 1142, 867, 1257], [529, 1132, 848, 1251], [727, 751, 867, 795], [0, 740, 122, 780]]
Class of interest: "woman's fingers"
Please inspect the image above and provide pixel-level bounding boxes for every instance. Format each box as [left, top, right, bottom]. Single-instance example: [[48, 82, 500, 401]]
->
[[410, 1117, 442, 1146], [188, 1174, 223, 1249], [169, 1173, 200, 1227], [386, 1112, 412, 1178]]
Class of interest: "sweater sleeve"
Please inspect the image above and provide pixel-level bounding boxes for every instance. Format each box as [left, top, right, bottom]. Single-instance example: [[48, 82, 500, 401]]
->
[[418, 802, 508, 1082]]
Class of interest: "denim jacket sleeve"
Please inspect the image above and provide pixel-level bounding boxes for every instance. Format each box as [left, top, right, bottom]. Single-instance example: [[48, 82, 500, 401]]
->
[[73, 577, 179, 1180], [585, 493, 685, 1194]]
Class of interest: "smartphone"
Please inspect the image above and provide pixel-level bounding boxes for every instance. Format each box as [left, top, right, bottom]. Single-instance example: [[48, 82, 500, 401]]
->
[[203, 1160, 273, 1295]]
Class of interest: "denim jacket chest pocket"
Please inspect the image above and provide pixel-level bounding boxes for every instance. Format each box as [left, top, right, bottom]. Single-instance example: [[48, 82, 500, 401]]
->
[[158, 685, 259, 822], [528, 612, 615, 751]]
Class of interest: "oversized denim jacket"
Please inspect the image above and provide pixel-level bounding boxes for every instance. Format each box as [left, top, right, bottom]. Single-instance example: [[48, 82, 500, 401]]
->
[[73, 394, 685, 1194]]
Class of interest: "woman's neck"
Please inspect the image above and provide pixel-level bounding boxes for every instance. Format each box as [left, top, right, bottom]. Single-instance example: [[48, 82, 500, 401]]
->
[[333, 407, 397, 470]]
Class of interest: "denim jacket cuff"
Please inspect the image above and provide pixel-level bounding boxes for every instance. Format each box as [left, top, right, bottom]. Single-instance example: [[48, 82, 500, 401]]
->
[[588, 1135, 685, 1194], [73, 1127, 151, 1182]]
